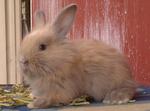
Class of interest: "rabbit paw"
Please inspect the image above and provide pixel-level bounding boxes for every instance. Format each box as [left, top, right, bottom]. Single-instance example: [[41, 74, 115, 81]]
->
[[27, 98, 49, 109], [27, 102, 37, 109], [103, 88, 135, 105]]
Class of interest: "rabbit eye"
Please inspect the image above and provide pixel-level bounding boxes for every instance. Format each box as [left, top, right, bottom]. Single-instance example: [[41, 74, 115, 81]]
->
[[39, 44, 47, 51]]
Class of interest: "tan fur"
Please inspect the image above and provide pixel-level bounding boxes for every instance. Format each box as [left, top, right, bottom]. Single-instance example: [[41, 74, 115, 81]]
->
[[20, 4, 136, 109]]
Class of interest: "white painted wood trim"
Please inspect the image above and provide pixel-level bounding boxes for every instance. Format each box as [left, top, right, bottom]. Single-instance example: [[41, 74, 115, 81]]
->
[[6, 0, 17, 84], [0, 0, 7, 84], [15, 0, 22, 84], [0, 0, 21, 84]]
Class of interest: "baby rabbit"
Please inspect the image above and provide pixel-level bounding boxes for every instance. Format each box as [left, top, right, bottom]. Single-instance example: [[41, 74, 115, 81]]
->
[[20, 4, 136, 108]]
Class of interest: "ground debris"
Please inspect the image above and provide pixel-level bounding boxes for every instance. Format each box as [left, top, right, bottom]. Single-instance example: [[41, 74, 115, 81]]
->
[[0, 84, 32, 107], [0, 84, 136, 107]]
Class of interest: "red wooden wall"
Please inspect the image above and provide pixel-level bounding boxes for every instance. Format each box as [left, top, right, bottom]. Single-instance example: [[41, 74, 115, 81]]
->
[[31, 0, 150, 86]]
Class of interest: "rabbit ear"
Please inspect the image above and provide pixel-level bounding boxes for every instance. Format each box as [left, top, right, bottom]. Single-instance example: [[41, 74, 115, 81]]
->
[[34, 11, 46, 30], [52, 4, 77, 38]]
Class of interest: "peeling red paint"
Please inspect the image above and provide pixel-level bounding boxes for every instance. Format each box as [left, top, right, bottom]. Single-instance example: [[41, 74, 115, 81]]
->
[[31, 0, 150, 86]]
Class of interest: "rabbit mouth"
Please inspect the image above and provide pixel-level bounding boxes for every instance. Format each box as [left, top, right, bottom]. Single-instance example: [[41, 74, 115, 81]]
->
[[19, 60, 35, 74], [19, 55, 55, 76], [20, 62, 30, 74], [20, 61, 52, 76]]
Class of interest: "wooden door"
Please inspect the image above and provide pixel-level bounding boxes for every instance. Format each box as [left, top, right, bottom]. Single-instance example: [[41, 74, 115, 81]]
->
[[31, 0, 150, 86]]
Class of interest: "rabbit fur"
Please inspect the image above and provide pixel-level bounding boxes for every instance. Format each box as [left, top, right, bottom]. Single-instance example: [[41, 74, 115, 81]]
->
[[20, 4, 136, 108]]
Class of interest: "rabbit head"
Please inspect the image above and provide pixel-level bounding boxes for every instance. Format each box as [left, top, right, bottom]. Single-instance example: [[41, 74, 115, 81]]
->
[[20, 4, 77, 77]]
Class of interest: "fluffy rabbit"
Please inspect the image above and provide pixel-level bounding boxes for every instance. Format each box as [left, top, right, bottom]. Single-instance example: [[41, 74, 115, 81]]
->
[[20, 4, 136, 108]]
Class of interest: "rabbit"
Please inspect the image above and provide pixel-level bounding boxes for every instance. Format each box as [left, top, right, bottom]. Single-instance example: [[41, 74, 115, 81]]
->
[[19, 4, 137, 109]]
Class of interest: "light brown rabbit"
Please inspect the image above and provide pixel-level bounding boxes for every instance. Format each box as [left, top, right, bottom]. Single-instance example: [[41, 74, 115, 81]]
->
[[20, 4, 136, 108]]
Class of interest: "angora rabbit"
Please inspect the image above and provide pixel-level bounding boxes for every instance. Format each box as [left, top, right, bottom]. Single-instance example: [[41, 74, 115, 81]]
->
[[20, 4, 136, 108]]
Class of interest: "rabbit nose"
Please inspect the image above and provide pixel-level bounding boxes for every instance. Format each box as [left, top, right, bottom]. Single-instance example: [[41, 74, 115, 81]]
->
[[20, 57, 29, 65], [23, 60, 29, 65]]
